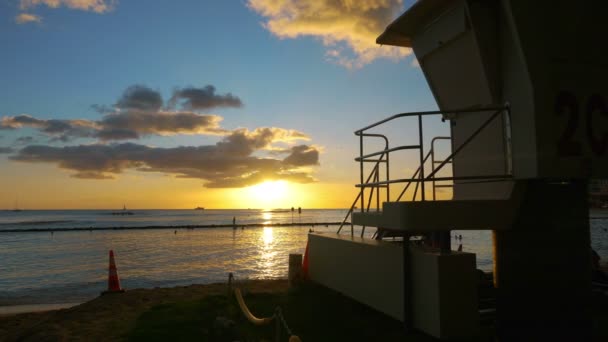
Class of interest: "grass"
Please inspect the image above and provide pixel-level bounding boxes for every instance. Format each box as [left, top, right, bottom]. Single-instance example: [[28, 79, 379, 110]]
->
[[127, 282, 426, 342]]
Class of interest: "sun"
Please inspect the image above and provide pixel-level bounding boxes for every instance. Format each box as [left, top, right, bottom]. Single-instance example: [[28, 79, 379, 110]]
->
[[246, 180, 289, 208]]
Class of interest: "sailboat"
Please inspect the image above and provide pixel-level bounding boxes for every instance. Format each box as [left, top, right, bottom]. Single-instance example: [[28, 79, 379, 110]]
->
[[13, 199, 22, 212], [112, 204, 134, 215]]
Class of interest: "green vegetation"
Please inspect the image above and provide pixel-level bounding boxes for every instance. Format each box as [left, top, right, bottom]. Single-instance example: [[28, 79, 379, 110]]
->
[[127, 283, 419, 342]]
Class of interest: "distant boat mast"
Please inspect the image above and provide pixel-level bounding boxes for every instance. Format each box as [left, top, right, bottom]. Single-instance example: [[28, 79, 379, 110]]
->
[[13, 198, 22, 212]]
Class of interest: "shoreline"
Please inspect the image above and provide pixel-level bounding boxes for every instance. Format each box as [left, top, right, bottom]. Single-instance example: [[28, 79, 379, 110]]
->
[[0, 303, 81, 316]]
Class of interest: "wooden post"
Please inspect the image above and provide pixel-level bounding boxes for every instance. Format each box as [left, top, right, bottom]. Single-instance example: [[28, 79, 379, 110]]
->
[[288, 254, 303, 288]]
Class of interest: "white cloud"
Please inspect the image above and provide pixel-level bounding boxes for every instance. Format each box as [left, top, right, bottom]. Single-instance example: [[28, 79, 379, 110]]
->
[[19, 0, 116, 13], [248, 0, 411, 68], [15, 13, 42, 24]]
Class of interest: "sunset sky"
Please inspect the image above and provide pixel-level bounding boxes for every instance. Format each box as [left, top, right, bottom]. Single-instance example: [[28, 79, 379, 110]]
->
[[0, 0, 448, 209]]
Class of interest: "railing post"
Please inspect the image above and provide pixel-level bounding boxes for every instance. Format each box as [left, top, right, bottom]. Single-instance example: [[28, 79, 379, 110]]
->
[[418, 115, 425, 201], [386, 150, 390, 203], [376, 168, 380, 212], [358, 133, 364, 237], [431, 145, 436, 201]]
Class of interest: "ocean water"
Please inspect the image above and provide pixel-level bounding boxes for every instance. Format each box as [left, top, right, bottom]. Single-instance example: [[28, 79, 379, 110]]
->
[[0, 209, 606, 306]]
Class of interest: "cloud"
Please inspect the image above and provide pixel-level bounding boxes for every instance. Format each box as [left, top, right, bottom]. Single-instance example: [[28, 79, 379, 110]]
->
[[169, 86, 243, 111], [0, 114, 98, 141], [15, 13, 42, 24], [0, 147, 14, 154], [282, 145, 319, 166], [19, 0, 116, 13], [216, 127, 308, 156], [248, 0, 411, 68], [14, 136, 35, 145], [116, 85, 163, 111], [97, 111, 227, 140], [4, 83, 321, 187], [0, 112, 227, 141], [11, 134, 319, 187], [0, 84, 248, 141]]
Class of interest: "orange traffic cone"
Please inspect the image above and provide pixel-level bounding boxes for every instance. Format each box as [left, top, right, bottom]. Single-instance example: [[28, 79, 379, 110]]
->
[[301, 240, 310, 279], [102, 250, 125, 294]]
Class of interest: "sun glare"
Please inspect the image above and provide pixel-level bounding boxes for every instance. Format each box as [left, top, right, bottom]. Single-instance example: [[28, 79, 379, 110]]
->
[[246, 180, 289, 208]]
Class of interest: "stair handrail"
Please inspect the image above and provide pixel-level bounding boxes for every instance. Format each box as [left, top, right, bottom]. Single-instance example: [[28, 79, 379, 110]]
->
[[339, 104, 511, 236], [354, 105, 507, 135], [337, 133, 388, 235], [355, 104, 511, 191]]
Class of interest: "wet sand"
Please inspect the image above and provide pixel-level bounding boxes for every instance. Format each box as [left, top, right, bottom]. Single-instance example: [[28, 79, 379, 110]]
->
[[0, 279, 287, 341], [0, 303, 81, 316]]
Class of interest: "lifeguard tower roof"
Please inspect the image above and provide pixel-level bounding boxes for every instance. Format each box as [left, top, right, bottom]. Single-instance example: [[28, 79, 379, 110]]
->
[[377, 0, 455, 47]]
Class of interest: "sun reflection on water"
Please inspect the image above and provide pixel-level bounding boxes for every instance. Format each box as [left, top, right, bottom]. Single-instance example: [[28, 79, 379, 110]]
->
[[262, 211, 272, 224], [262, 227, 274, 245], [258, 227, 278, 277]]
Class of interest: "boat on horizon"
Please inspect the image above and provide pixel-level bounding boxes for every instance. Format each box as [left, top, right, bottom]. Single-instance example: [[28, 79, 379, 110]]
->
[[111, 204, 134, 216], [194, 206, 205, 210], [13, 199, 23, 212]]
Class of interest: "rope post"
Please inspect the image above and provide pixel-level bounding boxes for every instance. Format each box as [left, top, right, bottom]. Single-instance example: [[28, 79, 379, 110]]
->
[[288, 254, 303, 288], [228, 272, 234, 296], [275, 308, 281, 342]]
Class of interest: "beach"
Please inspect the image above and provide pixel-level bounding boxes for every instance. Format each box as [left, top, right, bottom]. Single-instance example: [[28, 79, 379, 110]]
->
[[0, 279, 288, 341]]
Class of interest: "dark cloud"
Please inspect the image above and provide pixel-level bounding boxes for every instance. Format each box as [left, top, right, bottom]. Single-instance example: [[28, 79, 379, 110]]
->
[[115, 85, 163, 111], [0, 84, 248, 141], [0, 111, 226, 142], [0, 147, 13, 154], [3, 83, 321, 186], [216, 127, 308, 156], [283, 145, 320, 166], [11, 133, 319, 187], [15, 136, 35, 145], [169, 86, 243, 110], [1, 115, 98, 142], [97, 111, 227, 141], [0, 114, 45, 129]]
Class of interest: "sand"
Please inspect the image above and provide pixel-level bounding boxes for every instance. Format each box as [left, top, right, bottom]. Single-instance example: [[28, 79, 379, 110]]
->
[[0, 279, 287, 341], [0, 303, 81, 316]]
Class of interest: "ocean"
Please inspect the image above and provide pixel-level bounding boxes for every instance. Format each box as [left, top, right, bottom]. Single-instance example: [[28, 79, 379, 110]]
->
[[1, 209, 607, 307]]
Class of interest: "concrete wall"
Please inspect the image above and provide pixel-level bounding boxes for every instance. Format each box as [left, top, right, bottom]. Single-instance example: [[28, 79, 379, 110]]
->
[[308, 233, 404, 321], [308, 233, 480, 340], [410, 246, 479, 339]]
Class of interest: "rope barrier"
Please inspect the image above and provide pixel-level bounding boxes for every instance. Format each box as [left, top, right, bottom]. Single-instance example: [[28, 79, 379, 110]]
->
[[229, 273, 302, 341], [234, 287, 274, 326]]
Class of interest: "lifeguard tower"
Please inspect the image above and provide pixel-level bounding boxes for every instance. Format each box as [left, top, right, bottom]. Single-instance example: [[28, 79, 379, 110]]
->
[[307, 0, 607, 339]]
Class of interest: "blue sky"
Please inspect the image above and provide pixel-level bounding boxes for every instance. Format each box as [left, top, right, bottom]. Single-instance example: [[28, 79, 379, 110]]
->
[[0, 0, 447, 208]]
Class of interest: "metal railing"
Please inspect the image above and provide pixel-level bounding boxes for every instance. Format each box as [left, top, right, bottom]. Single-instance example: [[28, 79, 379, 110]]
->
[[337, 104, 512, 235]]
